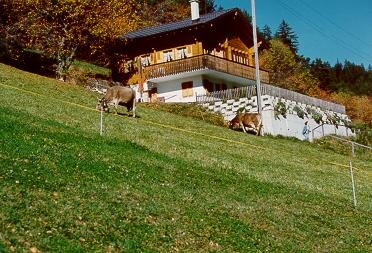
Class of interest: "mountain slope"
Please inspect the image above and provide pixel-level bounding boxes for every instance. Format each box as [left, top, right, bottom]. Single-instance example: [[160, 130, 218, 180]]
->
[[0, 63, 371, 252]]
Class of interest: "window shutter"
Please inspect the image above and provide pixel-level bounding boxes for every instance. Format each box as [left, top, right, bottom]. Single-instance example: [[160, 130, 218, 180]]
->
[[181, 81, 193, 97]]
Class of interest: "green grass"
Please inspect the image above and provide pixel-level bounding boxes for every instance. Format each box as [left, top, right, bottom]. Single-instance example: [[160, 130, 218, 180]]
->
[[71, 60, 111, 76], [0, 63, 371, 252]]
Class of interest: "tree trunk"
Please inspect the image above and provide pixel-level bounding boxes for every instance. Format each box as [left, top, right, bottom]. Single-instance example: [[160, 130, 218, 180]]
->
[[55, 37, 77, 81]]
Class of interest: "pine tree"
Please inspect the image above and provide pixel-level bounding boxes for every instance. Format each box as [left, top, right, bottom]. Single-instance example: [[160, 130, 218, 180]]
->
[[309, 58, 332, 90], [275, 20, 299, 54], [241, 10, 252, 24], [262, 25, 272, 41]]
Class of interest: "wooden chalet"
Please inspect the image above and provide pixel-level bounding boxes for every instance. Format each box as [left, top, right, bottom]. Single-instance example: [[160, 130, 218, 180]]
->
[[118, 0, 270, 102]]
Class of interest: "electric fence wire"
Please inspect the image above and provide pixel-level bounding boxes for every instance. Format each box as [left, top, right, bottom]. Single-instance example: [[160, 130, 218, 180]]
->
[[296, 0, 372, 48], [277, 0, 372, 62]]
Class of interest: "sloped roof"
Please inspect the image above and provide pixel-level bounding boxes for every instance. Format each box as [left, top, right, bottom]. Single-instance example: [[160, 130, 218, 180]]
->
[[121, 8, 237, 40]]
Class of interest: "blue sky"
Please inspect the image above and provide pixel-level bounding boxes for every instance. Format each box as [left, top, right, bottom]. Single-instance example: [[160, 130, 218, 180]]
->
[[215, 0, 372, 67]]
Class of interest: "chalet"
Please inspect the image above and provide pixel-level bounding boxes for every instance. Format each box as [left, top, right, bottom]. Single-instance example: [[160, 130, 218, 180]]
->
[[116, 1, 353, 141], [118, 0, 269, 103]]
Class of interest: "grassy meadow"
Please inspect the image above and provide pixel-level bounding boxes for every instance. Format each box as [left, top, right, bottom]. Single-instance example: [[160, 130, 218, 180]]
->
[[0, 63, 371, 252]]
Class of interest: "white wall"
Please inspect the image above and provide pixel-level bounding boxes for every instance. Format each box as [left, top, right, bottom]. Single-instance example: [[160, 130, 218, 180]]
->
[[142, 75, 253, 103], [149, 76, 205, 103], [202, 95, 353, 141]]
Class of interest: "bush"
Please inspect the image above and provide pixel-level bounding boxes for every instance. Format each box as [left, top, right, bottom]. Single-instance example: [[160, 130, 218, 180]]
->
[[293, 105, 306, 119], [274, 100, 287, 119], [351, 122, 372, 146], [306, 107, 323, 124]]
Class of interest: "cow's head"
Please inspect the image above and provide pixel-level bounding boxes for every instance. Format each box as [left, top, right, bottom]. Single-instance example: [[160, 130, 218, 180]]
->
[[96, 98, 109, 112], [228, 116, 239, 129], [229, 117, 239, 129]]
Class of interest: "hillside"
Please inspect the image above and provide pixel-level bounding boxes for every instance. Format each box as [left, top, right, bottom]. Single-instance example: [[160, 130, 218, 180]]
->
[[0, 63, 371, 252]]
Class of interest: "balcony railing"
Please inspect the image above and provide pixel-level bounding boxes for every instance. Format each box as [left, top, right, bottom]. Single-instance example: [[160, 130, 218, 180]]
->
[[143, 54, 270, 83]]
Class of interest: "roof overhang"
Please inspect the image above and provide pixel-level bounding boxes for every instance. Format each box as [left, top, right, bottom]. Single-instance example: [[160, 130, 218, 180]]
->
[[118, 8, 267, 58]]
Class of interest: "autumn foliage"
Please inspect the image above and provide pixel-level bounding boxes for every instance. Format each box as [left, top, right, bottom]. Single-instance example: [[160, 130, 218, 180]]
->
[[1, 0, 141, 80], [260, 39, 318, 95], [260, 39, 371, 126]]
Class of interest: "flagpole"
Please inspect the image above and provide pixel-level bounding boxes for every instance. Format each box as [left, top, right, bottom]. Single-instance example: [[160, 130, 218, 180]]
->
[[251, 0, 262, 114]]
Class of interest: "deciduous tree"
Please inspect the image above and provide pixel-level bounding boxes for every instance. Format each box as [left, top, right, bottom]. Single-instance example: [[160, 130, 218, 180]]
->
[[139, 0, 217, 26], [8, 0, 140, 80], [260, 39, 318, 95]]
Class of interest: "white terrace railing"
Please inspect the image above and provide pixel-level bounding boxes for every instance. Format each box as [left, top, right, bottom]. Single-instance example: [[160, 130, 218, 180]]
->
[[143, 54, 270, 83], [196, 83, 346, 114]]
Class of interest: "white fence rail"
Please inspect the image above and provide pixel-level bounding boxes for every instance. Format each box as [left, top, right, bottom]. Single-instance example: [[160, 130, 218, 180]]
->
[[196, 83, 346, 114]]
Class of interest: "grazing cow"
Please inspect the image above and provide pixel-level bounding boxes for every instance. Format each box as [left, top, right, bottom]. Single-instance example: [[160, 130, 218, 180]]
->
[[96, 85, 136, 117], [229, 112, 263, 135]]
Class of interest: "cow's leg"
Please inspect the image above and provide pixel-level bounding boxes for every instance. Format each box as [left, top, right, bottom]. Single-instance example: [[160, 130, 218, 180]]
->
[[240, 122, 247, 133], [113, 101, 119, 115]]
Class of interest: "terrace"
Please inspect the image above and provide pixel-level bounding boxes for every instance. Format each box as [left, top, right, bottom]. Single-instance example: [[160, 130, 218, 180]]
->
[[143, 54, 270, 84]]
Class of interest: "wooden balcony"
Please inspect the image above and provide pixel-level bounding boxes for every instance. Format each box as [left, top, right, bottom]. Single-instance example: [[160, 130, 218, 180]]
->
[[143, 54, 270, 83]]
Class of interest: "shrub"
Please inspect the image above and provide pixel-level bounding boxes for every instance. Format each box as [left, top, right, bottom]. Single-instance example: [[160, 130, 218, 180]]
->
[[293, 105, 306, 119], [274, 100, 287, 119], [351, 122, 372, 146], [325, 113, 341, 128], [306, 107, 323, 124]]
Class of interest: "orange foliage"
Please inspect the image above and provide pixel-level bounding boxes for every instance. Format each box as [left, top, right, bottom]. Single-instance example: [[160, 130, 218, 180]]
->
[[330, 93, 372, 125]]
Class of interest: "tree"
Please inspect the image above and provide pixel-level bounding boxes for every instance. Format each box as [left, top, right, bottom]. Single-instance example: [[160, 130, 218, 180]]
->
[[241, 10, 252, 24], [309, 58, 332, 90], [199, 0, 217, 14], [260, 39, 298, 86], [260, 39, 319, 95], [139, 0, 190, 25], [0, 0, 28, 62], [8, 0, 140, 80], [275, 20, 299, 54], [140, 0, 217, 26], [261, 25, 272, 41]]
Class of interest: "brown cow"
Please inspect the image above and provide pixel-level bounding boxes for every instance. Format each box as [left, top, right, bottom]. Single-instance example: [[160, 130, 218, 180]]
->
[[229, 112, 263, 135], [96, 85, 136, 117]]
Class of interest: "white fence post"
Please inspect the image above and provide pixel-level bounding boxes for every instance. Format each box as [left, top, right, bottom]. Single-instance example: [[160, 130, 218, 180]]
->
[[349, 160, 357, 208], [100, 110, 104, 136]]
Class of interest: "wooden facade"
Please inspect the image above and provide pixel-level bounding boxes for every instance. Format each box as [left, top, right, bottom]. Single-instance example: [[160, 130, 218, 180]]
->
[[136, 37, 262, 69], [119, 8, 269, 102]]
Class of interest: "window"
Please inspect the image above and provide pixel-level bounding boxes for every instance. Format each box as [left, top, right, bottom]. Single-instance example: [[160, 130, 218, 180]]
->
[[181, 81, 193, 97], [149, 87, 157, 103], [140, 54, 151, 66], [163, 50, 174, 61], [177, 47, 187, 59]]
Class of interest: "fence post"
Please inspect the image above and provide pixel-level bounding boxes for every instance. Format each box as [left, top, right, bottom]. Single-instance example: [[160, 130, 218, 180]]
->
[[349, 142, 357, 208], [349, 160, 357, 208], [100, 110, 104, 136]]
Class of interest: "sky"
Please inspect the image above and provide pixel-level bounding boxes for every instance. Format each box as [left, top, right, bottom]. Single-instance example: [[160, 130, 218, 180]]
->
[[215, 0, 372, 67]]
